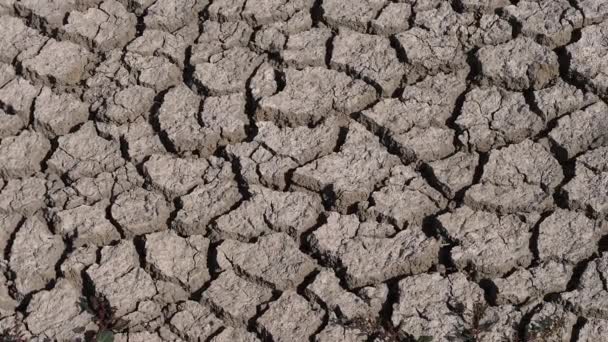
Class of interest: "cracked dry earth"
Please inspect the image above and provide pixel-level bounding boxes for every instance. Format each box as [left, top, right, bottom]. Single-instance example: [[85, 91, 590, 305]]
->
[[2, 0, 608, 341]]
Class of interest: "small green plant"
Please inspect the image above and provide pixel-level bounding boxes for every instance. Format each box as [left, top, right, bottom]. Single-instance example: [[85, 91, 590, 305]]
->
[[79, 295, 128, 342]]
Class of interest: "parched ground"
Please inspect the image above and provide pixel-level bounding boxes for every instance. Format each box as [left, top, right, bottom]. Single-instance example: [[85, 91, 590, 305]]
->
[[1, 0, 608, 341]]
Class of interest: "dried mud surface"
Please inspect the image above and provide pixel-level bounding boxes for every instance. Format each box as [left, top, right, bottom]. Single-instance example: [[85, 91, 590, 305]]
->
[[1, 0, 608, 341]]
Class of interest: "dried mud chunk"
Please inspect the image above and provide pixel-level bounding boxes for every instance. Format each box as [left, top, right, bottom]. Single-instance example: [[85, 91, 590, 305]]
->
[[331, 29, 404, 96], [49, 162, 143, 209], [309, 213, 439, 288], [169, 301, 223, 340], [257, 68, 376, 127], [503, 0, 582, 48], [200, 93, 249, 144], [524, 303, 576, 341], [0, 110, 24, 140], [86, 241, 156, 317], [395, 28, 466, 82], [391, 272, 485, 340], [437, 206, 533, 277], [128, 24, 198, 68], [60, 245, 97, 287], [10, 216, 64, 295], [400, 70, 468, 124], [144, 0, 206, 33], [143, 154, 211, 198], [210, 327, 261, 342], [533, 79, 597, 122], [252, 26, 286, 53], [424, 152, 479, 199], [578, 318, 608, 341], [282, 28, 332, 68], [14, 0, 95, 31], [465, 139, 563, 214], [473, 305, 523, 341], [96, 86, 154, 125], [33, 88, 88, 138], [0, 212, 20, 253], [371, 2, 411, 35], [322, 0, 385, 33], [562, 253, 608, 319], [494, 261, 572, 305], [549, 101, 608, 160], [201, 269, 273, 325], [144, 230, 210, 292], [62, 0, 136, 51], [207, 0, 246, 21], [48, 122, 124, 180], [456, 86, 545, 152], [21, 40, 94, 87], [173, 177, 242, 236], [25, 279, 95, 340], [191, 20, 252, 63], [0, 177, 46, 215], [52, 200, 120, 247], [0, 0, 15, 15], [566, 22, 608, 99], [124, 53, 181, 92], [538, 209, 608, 263], [213, 186, 322, 240], [305, 270, 371, 320], [254, 119, 339, 165], [0, 269, 17, 314], [563, 146, 608, 217], [193, 47, 264, 96], [366, 166, 447, 228], [314, 324, 367, 342], [217, 233, 316, 290], [256, 291, 324, 342], [226, 119, 339, 189], [241, 0, 313, 26], [0, 130, 50, 178], [293, 121, 399, 212], [577, 0, 608, 25], [111, 188, 170, 237], [0, 16, 48, 63], [156, 84, 207, 154], [476, 37, 559, 90], [0, 77, 40, 122], [454, 0, 511, 13], [360, 98, 457, 163]]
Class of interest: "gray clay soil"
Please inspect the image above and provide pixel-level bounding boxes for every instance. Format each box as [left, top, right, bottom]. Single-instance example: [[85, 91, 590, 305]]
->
[[0, 0, 608, 341]]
